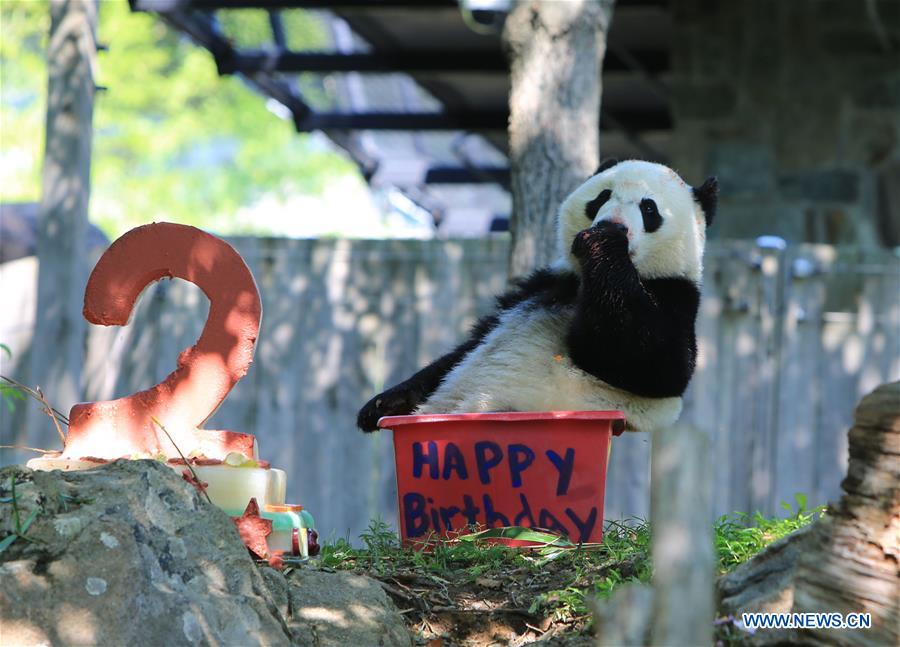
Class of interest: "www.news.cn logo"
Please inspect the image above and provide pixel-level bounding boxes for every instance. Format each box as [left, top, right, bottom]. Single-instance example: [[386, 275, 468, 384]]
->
[[741, 612, 872, 630]]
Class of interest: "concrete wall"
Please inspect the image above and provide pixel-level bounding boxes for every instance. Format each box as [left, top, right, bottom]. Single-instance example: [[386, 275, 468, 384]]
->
[[671, 0, 900, 246]]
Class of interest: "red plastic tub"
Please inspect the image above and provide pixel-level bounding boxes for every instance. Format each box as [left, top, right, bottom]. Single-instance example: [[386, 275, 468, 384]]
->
[[379, 411, 625, 545]]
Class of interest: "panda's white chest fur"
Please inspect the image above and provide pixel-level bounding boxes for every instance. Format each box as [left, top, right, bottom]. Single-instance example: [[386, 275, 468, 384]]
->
[[417, 301, 683, 431]]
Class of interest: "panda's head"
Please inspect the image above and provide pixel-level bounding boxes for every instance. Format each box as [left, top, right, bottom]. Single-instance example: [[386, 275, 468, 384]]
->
[[558, 159, 718, 283]]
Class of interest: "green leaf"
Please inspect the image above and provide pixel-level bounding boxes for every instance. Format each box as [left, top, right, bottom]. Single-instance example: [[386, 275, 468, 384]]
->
[[19, 508, 39, 534], [2, 1, 359, 239], [0, 534, 17, 553], [0, 343, 11, 358], [457, 526, 576, 548]]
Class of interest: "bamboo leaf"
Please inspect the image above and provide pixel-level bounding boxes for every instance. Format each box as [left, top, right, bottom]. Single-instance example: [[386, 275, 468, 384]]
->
[[0, 534, 17, 552], [458, 526, 575, 547], [19, 508, 39, 534]]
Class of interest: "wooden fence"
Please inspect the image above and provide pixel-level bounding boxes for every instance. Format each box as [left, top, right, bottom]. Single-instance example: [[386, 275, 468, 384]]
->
[[1, 237, 897, 541]]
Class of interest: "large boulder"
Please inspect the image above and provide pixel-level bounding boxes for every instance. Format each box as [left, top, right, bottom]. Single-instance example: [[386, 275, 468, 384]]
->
[[0, 460, 291, 645], [260, 568, 412, 647], [0, 460, 410, 647]]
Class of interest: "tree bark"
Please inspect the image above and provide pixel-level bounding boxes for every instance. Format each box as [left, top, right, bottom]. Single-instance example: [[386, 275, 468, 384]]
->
[[503, 0, 614, 278], [717, 381, 900, 646], [27, 0, 97, 446], [791, 381, 900, 646]]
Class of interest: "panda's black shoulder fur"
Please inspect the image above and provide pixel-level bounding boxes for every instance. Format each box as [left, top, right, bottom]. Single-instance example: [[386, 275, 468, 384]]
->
[[497, 267, 580, 311], [465, 267, 580, 352]]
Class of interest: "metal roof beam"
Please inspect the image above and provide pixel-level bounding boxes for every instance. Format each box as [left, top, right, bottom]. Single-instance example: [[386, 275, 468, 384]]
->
[[149, 0, 666, 8], [424, 166, 509, 186], [295, 109, 670, 132], [216, 49, 668, 75], [189, 0, 455, 9], [134, 0, 666, 13], [295, 110, 508, 132], [217, 50, 506, 74]]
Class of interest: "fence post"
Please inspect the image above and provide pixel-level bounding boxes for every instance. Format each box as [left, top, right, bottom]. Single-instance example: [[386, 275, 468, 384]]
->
[[649, 424, 715, 646], [596, 425, 715, 645]]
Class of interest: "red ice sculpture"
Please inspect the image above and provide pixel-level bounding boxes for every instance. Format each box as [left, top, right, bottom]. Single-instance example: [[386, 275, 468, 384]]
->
[[61, 222, 262, 461]]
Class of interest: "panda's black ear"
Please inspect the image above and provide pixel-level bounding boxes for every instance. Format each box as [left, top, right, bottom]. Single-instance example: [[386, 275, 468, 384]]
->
[[693, 176, 719, 228], [593, 158, 619, 176]]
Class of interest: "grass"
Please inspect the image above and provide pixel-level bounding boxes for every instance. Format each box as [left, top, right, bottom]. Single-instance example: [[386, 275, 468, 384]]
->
[[314, 498, 825, 644], [715, 493, 826, 572], [0, 475, 41, 553]]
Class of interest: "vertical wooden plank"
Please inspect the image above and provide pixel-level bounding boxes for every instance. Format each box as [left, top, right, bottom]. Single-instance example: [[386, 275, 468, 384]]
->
[[715, 242, 764, 518], [814, 249, 859, 508], [773, 246, 823, 511], [0, 257, 38, 465], [603, 432, 651, 522], [855, 254, 900, 398], [749, 244, 786, 515], [681, 245, 726, 522]]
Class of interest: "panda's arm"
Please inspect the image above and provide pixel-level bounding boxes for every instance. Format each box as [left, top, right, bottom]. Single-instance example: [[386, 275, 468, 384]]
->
[[356, 268, 577, 432], [356, 314, 498, 431], [567, 222, 700, 398]]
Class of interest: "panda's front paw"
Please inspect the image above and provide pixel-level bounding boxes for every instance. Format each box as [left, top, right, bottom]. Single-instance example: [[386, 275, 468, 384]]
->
[[571, 222, 629, 262], [356, 382, 422, 432]]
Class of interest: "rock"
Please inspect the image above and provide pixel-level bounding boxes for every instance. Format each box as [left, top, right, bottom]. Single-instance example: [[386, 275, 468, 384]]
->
[[0, 460, 291, 645], [0, 460, 409, 647], [258, 567, 412, 647]]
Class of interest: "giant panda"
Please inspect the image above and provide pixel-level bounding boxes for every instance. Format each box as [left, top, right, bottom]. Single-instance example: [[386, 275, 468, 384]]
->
[[357, 159, 718, 432]]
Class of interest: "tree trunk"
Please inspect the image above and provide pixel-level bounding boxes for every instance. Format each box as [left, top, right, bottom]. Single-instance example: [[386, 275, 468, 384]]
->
[[26, 0, 97, 447], [503, 0, 614, 278]]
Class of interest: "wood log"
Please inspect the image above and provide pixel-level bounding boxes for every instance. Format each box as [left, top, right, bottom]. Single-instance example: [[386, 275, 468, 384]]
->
[[792, 381, 900, 645], [596, 424, 714, 646], [716, 381, 900, 645], [649, 424, 715, 647]]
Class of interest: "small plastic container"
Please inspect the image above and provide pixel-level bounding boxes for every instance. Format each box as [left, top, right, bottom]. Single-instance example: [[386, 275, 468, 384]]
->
[[380, 411, 625, 545], [264, 503, 309, 558], [192, 464, 279, 511]]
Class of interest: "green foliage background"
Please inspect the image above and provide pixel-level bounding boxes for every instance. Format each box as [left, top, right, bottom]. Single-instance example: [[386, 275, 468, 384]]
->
[[1, 0, 361, 238]]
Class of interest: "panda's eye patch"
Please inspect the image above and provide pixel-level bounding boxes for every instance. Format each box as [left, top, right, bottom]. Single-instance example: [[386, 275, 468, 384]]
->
[[640, 198, 662, 233], [585, 189, 612, 220]]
